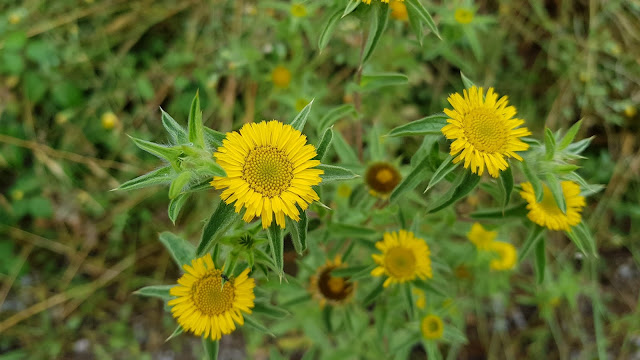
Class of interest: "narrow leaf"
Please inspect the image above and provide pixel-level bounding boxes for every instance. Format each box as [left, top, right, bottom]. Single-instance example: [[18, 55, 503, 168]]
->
[[565, 136, 593, 155], [460, 72, 476, 89], [329, 223, 377, 238], [405, 0, 441, 39], [129, 136, 182, 162], [521, 160, 544, 202], [534, 238, 546, 283], [117, 166, 174, 191], [197, 201, 239, 256], [390, 155, 431, 202], [407, 0, 424, 45], [168, 193, 189, 225], [133, 285, 173, 301], [159, 232, 196, 268], [544, 128, 556, 160], [362, 2, 390, 63], [169, 172, 192, 199], [244, 316, 275, 337], [290, 99, 314, 131], [499, 165, 514, 209], [317, 104, 356, 131], [204, 127, 226, 148], [203, 338, 219, 360], [470, 203, 528, 219], [331, 131, 359, 164], [161, 107, 187, 144], [317, 164, 359, 183], [187, 91, 205, 148], [387, 113, 448, 137], [287, 210, 308, 255], [558, 119, 583, 150], [518, 225, 545, 262], [314, 127, 333, 161], [360, 73, 408, 92], [331, 264, 375, 278], [545, 174, 566, 214], [318, 9, 343, 51], [267, 223, 284, 278], [363, 278, 386, 306], [165, 326, 183, 342], [426, 155, 458, 191], [342, 0, 361, 18], [566, 221, 597, 257], [427, 171, 481, 213], [253, 302, 290, 319]]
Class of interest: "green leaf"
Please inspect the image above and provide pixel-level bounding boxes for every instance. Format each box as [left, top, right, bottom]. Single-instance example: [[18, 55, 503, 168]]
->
[[499, 166, 514, 209], [203, 338, 219, 360], [362, 2, 390, 63], [187, 91, 205, 148], [558, 119, 583, 150], [317, 104, 356, 131], [117, 166, 175, 191], [331, 131, 359, 164], [253, 302, 290, 319], [169, 172, 192, 199], [290, 99, 314, 131], [165, 326, 183, 342], [329, 223, 377, 238], [204, 127, 226, 148], [314, 127, 333, 161], [343, 0, 361, 18], [414, 279, 448, 297], [318, 9, 343, 51], [161, 108, 188, 144], [331, 264, 375, 278], [534, 238, 546, 283], [133, 285, 173, 301], [427, 171, 481, 213], [566, 221, 597, 256], [267, 223, 284, 278], [197, 201, 239, 256], [521, 160, 543, 202], [168, 193, 189, 225], [387, 113, 448, 137], [287, 210, 308, 255], [363, 278, 386, 306], [244, 316, 275, 337], [470, 203, 528, 219], [405, 0, 441, 39], [565, 173, 604, 197], [426, 155, 458, 191], [24, 72, 47, 103], [565, 136, 593, 155], [159, 232, 195, 268], [518, 225, 545, 262], [322, 305, 333, 332], [545, 174, 566, 214], [403, 284, 415, 318], [460, 72, 476, 89], [407, 1, 424, 45], [360, 73, 408, 92], [317, 164, 359, 183], [390, 155, 431, 202], [129, 136, 182, 162], [544, 128, 556, 160]]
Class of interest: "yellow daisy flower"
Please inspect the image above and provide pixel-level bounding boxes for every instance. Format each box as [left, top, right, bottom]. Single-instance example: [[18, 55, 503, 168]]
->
[[290, 4, 308, 18], [421, 314, 444, 340], [271, 66, 292, 89], [441, 86, 531, 178], [454, 8, 474, 24], [361, 0, 400, 4], [519, 181, 586, 231], [168, 255, 255, 341], [310, 257, 355, 307], [390, 0, 409, 21], [467, 222, 497, 250], [371, 230, 433, 287], [488, 241, 517, 271], [101, 112, 118, 130], [365, 162, 402, 198], [211, 120, 323, 228]]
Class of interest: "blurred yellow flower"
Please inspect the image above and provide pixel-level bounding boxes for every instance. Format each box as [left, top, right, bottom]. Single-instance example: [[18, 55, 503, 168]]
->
[[310, 257, 355, 307], [362, 0, 401, 4], [421, 314, 444, 340], [101, 112, 118, 130], [11, 190, 24, 201], [371, 230, 433, 287], [624, 105, 637, 118], [454, 8, 474, 24], [467, 223, 497, 250], [488, 241, 517, 271], [390, 1, 408, 21], [290, 4, 308, 17], [520, 181, 585, 231], [271, 66, 292, 89], [442, 86, 531, 178], [413, 289, 426, 309], [365, 162, 401, 198], [168, 255, 255, 341], [9, 13, 22, 25]]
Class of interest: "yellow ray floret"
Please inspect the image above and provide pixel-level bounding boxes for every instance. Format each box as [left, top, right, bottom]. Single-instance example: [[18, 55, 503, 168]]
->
[[519, 181, 586, 231], [488, 241, 517, 271], [441, 86, 531, 177], [361, 0, 401, 4], [168, 255, 255, 341], [211, 120, 323, 229], [371, 230, 433, 287], [467, 222, 497, 251]]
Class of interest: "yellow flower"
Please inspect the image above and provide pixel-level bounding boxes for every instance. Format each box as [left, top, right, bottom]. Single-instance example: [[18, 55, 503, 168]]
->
[[365, 162, 401, 198], [624, 105, 637, 118], [421, 314, 444, 340], [454, 8, 474, 24], [371, 230, 433, 287], [271, 66, 292, 89], [101, 112, 118, 130], [290, 4, 308, 17], [168, 255, 255, 341], [310, 257, 355, 307], [467, 222, 497, 250], [361, 0, 401, 4], [519, 181, 586, 231], [413, 289, 426, 309], [211, 121, 323, 228], [390, 1, 408, 21], [9, 13, 22, 25], [442, 86, 531, 178], [488, 241, 517, 271]]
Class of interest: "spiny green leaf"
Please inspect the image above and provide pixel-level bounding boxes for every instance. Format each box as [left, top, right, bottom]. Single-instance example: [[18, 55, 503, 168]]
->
[[267, 223, 284, 279], [197, 201, 239, 256], [287, 210, 308, 255], [387, 113, 448, 137], [318, 9, 343, 51], [362, 2, 390, 64], [426, 155, 458, 191], [244, 316, 275, 337], [544, 128, 556, 160], [318, 164, 359, 183], [317, 104, 356, 131], [116, 166, 175, 191], [159, 232, 195, 268], [204, 127, 226, 148], [499, 165, 514, 209], [161, 108, 187, 144], [187, 91, 205, 148], [129, 136, 182, 162], [133, 285, 173, 301], [363, 278, 386, 306], [331, 264, 375, 278], [405, 0, 441, 39], [168, 172, 192, 199], [290, 99, 314, 131], [314, 126, 333, 161], [558, 119, 583, 150], [168, 193, 189, 225], [566, 221, 597, 257]]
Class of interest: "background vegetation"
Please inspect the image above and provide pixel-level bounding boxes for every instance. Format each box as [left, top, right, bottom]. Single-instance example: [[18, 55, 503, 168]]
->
[[1, 0, 639, 359]]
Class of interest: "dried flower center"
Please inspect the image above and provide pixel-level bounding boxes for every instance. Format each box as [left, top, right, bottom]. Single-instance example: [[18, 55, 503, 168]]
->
[[192, 271, 235, 316], [463, 108, 508, 153], [318, 266, 354, 301], [366, 163, 401, 194], [242, 145, 294, 198], [538, 186, 564, 216], [385, 247, 416, 278]]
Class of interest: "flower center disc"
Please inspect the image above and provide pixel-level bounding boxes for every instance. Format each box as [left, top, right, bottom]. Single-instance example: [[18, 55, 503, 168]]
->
[[318, 267, 353, 301], [192, 272, 235, 316], [242, 145, 294, 198], [463, 108, 508, 153], [385, 247, 417, 278], [366, 163, 401, 194]]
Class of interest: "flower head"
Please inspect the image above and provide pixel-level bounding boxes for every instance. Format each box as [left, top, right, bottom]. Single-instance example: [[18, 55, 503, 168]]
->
[[454, 8, 474, 24], [365, 162, 401, 197], [310, 257, 355, 307], [211, 121, 323, 228], [168, 255, 255, 341], [371, 230, 433, 287], [467, 223, 497, 250], [290, 4, 308, 17], [271, 66, 292, 89], [361, 0, 400, 3], [441, 86, 531, 177], [421, 314, 444, 340], [101, 112, 118, 130], [519, 181, 586, 231], [390, 1, 409, 21], [488, 241, 517, 271]]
